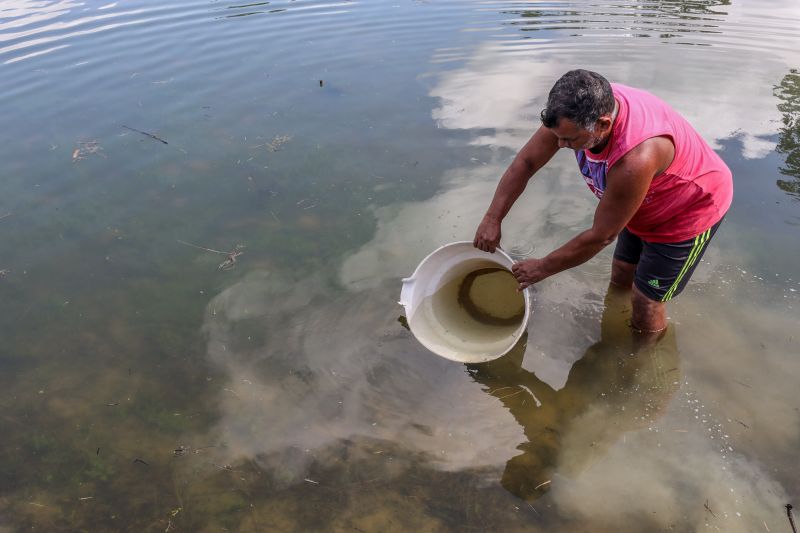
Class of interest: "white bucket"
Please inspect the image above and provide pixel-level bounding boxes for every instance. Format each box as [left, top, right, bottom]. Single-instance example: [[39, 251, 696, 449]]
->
[[399, 241, 531, 363]]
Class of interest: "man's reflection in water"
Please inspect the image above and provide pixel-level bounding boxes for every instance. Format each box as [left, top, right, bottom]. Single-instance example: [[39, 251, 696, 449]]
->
[[466, 285, 681, 501]]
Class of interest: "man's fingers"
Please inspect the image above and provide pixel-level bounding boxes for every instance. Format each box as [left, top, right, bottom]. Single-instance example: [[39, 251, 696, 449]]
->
[[474, 236, 497, 253], [473, 234, 501, 253], [512, 267, 529, 290]]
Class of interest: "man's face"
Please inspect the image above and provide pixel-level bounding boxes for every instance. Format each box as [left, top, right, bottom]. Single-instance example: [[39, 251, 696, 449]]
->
[[549, 117, 610, 151]]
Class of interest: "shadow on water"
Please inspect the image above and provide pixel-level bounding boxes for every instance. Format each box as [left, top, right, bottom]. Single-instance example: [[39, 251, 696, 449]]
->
[[774, 68, 800, 198], [466, 285, 681, 501]]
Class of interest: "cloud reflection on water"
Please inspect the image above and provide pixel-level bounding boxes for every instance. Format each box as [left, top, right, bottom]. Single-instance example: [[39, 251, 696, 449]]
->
[[198, 6, 799, 530], [202, 271, 525, 481], [198, 265, 794, 530], [429, 40, 792, 159]]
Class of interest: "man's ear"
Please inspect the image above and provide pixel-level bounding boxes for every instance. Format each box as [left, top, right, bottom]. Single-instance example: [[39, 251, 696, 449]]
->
[[596, 115, 613, 134]]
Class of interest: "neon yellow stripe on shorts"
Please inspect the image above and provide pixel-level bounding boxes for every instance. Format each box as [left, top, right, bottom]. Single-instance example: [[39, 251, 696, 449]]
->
[[661, 229, 710, 302]]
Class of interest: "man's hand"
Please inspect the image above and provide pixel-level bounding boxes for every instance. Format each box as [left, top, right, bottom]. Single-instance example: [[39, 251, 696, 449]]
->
[[511, 258, 551, 291], [474, 215, 502, 253]]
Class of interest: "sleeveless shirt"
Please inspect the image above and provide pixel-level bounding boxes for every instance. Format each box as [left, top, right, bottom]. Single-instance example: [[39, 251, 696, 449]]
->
[[576, 83, 733, 243]]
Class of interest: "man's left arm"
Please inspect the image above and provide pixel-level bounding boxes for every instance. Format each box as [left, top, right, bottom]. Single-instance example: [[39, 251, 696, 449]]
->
[[512, 138, 672, 290]]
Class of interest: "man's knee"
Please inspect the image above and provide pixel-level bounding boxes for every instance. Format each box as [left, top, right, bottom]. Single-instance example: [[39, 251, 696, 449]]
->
[[611, 258, 636, 288]]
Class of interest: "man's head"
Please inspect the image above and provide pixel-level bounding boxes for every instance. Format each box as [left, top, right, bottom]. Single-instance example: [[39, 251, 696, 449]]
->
[[541, 69, 616, 150]]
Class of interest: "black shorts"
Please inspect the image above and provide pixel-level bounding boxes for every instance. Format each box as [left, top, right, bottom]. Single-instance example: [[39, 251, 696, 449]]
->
[[613, 218, 724, 302]]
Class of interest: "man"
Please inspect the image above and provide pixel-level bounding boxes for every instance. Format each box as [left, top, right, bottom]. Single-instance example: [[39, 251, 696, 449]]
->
[[473, 70, 733, 334]]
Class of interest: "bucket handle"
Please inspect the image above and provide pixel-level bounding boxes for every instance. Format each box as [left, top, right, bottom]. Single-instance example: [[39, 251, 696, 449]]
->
[[399, 277, 415, 307]]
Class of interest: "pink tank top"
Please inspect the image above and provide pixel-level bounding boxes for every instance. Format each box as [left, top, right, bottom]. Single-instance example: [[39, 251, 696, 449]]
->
[[576, 83, 733, 243]]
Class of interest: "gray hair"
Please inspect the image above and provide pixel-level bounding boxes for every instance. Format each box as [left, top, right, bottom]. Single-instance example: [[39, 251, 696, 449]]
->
[[540, 70, 615, 130]]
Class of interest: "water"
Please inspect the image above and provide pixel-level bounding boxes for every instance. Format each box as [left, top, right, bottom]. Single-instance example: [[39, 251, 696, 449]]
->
[[411, 266, 525, 361], [1, 0, 799, 530]]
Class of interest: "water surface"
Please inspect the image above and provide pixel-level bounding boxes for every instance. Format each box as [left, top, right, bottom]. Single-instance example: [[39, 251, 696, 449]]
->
[[1, 0, 799, 530]]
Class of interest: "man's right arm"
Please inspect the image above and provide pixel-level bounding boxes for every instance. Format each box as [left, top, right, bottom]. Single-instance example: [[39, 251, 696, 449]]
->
[[474, 126, 560, 252]]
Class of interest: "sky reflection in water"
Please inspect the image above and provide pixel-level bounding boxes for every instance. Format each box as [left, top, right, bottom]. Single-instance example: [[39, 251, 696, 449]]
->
[[202, 3, 800, 530], [1, 0, 799, 530]]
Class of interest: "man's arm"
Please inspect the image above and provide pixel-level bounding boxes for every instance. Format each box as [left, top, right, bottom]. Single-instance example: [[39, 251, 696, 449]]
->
[[474, 126, 560, 252], [512, 136, 674, 290]]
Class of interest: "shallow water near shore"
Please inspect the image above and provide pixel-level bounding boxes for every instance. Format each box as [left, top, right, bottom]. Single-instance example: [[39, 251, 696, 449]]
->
[[1, 0, 800, 530]]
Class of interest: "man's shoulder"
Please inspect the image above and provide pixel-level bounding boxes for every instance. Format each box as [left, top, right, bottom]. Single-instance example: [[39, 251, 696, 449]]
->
[[612, 137, 675, 177]]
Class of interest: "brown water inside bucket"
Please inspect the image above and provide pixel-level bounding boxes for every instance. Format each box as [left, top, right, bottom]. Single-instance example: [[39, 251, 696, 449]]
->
[[409, 265, 526, 361], [458, 267, 525, 326]]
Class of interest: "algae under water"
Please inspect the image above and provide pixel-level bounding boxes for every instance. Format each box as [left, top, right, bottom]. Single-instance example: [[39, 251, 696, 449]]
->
[[2, 0, 800, 530]]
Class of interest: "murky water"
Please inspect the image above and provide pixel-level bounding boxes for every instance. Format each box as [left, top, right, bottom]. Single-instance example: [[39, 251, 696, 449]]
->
[[1, 0, 799, 530], [411, 265, 525, 361]]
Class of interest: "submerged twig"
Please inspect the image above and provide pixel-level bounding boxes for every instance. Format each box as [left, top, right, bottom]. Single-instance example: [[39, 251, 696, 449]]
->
[[533, 480, 551, 491], [704, 499, 717, 518], [122, 125, 168, 145], [171, 471, 185, 517], [788, 504, 797, 533], [177, 240, 228, 255], [173, 444, 217, 457], [177, 240, 245, 271], [217, 247, 244, 271], [496, 389, 524, 401]]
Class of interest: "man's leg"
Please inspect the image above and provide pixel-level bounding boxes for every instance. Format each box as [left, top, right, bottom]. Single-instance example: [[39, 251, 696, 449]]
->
[[627, 218, 725, 340], [610, 228, 641, 289], [631, 284, 666, 333], [601, 279, 665, 350], [610, 227, 663, 340], [610, 258, 636, 288]]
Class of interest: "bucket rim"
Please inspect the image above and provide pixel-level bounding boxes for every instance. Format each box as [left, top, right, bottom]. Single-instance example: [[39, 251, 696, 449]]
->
[[403, 240, 516, 282], [400, 241, 531, 363]]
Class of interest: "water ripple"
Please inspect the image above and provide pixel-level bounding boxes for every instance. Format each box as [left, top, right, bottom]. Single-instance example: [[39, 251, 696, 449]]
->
[[4, 0, 798, 71]]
